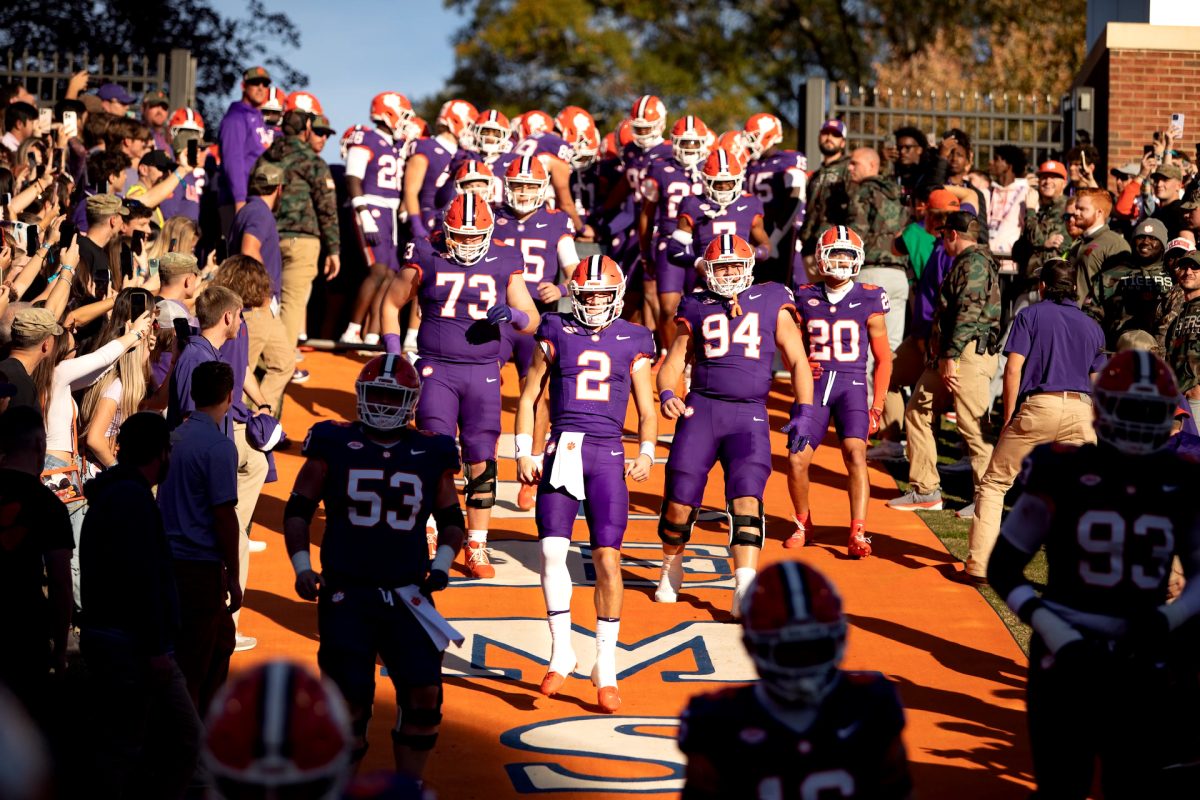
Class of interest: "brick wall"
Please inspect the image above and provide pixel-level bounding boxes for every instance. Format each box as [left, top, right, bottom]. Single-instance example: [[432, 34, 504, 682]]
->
[[1106, 48, 1200, 189]]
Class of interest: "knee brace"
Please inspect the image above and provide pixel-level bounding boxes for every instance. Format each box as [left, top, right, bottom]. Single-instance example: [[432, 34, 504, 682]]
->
[[658, 503, 699, 546], [728, 499, 765, 549], [464, 459, 497, 508], [392, 728, 439, 751]]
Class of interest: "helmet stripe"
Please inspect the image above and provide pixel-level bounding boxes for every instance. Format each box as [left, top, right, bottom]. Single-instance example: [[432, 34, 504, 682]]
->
[[780, 560, 807, 621], [636, 96, 649, 120], [464, 193, 475, 227], [383, 354, 396, 377], [718, 147, 728, 173], [721, 233, 733, 255], [259, 661, 294, 759], [1133, 349, 1149, 384]]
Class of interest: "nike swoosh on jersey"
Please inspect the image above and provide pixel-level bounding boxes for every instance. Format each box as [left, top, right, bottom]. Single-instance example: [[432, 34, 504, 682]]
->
[[610, 451, 623, 457], [617, 335, 631, 340], [486, 377, 498, 383], [536, 223, 549, 228], [411, 450, 426, 455], [748, 293, 762, 300], [485, 256, 499, 262], [753, 416, 765, 422], [735, 204, 748, 211], [836, 722, 860, 740], [852, 380, 865, 386], [848, 302, 862, 308]]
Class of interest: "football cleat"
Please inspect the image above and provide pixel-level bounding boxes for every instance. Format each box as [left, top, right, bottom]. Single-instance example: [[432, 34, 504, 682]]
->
[[783, 514, 811, 549], [591, 666, 621, 714], [567, 255, 626, 328], [355, 354, 420, 431], [464, 540, 495, 579], [1093, 349, 1178, 455], [629, 95, 667, 149], [701, 147, 745, 207], [517, 481, 537, 512], [848, 522, 872, 559], [539, 662, 576, 697], [817, 225, 865, 281]]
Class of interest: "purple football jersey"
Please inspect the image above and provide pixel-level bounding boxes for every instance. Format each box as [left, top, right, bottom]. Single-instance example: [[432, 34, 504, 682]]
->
[[493, 205, 577, 285], [513, 131, 572, 167], [537, 313, 655, 441], [746, 150, 808, 234], [677, 282, 796, 403], [434, 149, 517, 209], [405, 233, 523, 364], [345, 126, 403, 204], [678, 193, 765, 257], [407, 136, 458, 218], [794, 282, 889, 375], [642, 157, 703, 232], [621, 141, 673, 202]]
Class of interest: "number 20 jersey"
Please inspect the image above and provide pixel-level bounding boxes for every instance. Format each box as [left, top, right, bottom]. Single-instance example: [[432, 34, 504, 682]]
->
[[676, 283, 796, 403], [794, 282, 888, 376], [301, 421, 460, 587]]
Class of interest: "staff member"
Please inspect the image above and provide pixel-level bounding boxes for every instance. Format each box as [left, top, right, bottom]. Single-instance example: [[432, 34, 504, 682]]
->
[[962, 259, 1105, 585]]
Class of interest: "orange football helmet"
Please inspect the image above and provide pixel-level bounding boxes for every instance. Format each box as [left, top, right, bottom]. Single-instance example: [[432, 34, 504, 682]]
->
[[339, 124, 368, 161], [671, 115, 711, 169], [816, 225, 865, 281], [370, 92, 414, 137], [557, 106, 600, 170], [517, 110, 556, 140], [404, 115, 428, 141], [701, 147, 745, 207], [437, 99, 478, 139], [204, 660, 353, 800], [472, 109, 512, 156], [442, 193, 494, 265], [629, 95, 667, 149], [702, 234, 756, 298], [715, 131, 749, 168], [504, 155, 550, 215], [286, 91, 323, 115], [568, 255, 626, 328], [261, 87, 286, 116], [168, 107, 205, 138], [1093, 350, 1179, 455], [743, 113, 785, 160], [355, 354, 421, 430], [454, 159, 495, 199]]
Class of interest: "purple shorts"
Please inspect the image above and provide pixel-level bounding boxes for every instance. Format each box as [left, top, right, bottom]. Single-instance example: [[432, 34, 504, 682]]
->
[[665, 393, 772, 508], [414, 359, 501, 463], [510, 332, 537, 380], [536, 436, 629, 549], [654, 236, 688, 295], [794, 370, 870, 450], [360, 205, 400, 271]]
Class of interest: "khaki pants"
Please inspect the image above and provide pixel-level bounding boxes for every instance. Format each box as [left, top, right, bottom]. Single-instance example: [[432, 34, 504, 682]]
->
[[965, 392, 1095, 577], [279, 235, 321, 348], [233, 422, 268, 629], [881, 335, 926, 439], [904, 347, 999, 494], [857, 266, 909, 352], [244, 305, 294, 415]]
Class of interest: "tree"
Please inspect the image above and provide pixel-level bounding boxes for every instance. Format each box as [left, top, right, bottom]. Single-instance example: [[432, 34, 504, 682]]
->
[[0, 0, 307, 120]]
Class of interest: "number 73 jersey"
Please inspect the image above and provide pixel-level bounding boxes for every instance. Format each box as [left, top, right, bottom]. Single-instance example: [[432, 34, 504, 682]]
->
[[794, 282, 888, 376], [676, 283, 796, 403]]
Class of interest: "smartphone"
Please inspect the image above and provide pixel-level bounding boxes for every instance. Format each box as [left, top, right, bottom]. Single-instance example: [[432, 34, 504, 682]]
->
[[25, 224, 38, 253], [172, 316, 191, 345], [187, 139, 199, 167], [148, 257, 160, 276], [52, 147, 64, 170], [1171, 113, 1186, 137], [131, 229, 144, 256], [130, 292, 148, 321], [120, 245, 134, 279], [38, 107, 53, 136], [1144, 144, 1156, 156], [62, 110, 77, 139], [94, 267, 110, 298]]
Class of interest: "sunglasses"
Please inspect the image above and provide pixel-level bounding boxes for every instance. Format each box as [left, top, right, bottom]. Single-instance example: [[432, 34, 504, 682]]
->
[[245, 79, 270, 88]]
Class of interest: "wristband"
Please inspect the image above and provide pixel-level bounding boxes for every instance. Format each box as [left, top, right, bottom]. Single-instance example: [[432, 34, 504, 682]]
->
[[403, 327, 419, 350], [173, 169, 186, 182], [670, 228, 693, 246], [508, 307, 530, 330], [556, 282, 568, 297], [514, 433, 534, 459], [431, 544, 455, 574], [351, 195, 369, 211], [639, 441, 656, 459], [40, 242, 53, 251], [290, 551, 312, 576], [659, 389, 677, 404]]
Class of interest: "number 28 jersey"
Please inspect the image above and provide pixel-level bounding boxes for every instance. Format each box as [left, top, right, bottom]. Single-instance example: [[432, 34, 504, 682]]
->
[[343, 127, 402, 207], [301, 421, 459, 587], [676, 283, 795, 404], [794, 282, 888, 376]]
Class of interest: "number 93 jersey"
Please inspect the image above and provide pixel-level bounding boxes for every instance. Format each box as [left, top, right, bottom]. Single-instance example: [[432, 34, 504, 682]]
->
[[795, 282, 888, 376], [301, 420, 460, 587], [677, 282, 796, 403], [1017, 442, 1200, 617]]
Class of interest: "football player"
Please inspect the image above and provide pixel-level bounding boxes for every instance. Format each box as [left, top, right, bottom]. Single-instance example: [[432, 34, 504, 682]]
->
[[679, 561, 913, 799], [494, 155, 582, 510], [510, 107, 595, 236], [516, 255, 657, 713], [204, 660, 353, 798], [989, 349, 1200, 799], [434, 109, 516, 209], [261, 86, 286, 140], [655, 235, 815, 614], [786, 226, 892, 558], [640, 116, 709, 348], [671, 147, 772, 284], [743, 113, 809, 284], [283, 356, 465, 779], [380, 193, 540, 577], [339, 93, 414, 347], [403, 99, 477, 242]]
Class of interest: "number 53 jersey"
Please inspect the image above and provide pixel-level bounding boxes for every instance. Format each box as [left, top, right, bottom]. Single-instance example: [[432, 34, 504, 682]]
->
[[301, 421, 460, 587]]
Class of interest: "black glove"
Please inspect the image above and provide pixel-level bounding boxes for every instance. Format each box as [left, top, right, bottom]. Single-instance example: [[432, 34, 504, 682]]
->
[[420, 568, 449, 597]]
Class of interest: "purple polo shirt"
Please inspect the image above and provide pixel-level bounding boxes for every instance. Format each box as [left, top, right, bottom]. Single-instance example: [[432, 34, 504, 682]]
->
[[1005, 297, 1106, 402], [229, 196, 282, 299], [219, 319, 252, 424]]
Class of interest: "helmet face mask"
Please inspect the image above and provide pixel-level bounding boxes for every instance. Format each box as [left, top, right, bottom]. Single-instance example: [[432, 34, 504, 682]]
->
[[474, 123, 509, 156], [817, 226, 865, 282], [355, 357, 421, 431], [673, 134, 707, 169], [704, 176, 742, 207], [1093, 350, 1179, 456], [506, 179, 546, 215], [630, 95, 666, 149], [705, 256, 754, 298], [442, 194, 494, 265], [569, 256, 626, 328]]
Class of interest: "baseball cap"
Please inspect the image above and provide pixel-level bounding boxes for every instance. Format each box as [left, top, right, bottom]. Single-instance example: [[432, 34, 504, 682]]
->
[[311, 114, 335, 136], [142, 89, 169, 108], [1110, 161, 1140, 179], [927, 189, 961, 211], [1180, 251, 1200, 270], [97, 83, 135, 105], [1151, 163, 1183, 182], [1114, 329, 1160, 353], [248, 161, 285, 194], [158, 252, 200, 281], [85, 193, 130, 217], [243, 66, 271, 84], [140, 149, 178, 173], [12, 308, 64, 341], [247, 414, 285, 451], [1166, 237, 1196, 256], [820, 119, 846, 137], [1036, 160, 1068, 180], [156, 298, 193, 328], [1179, 187, 1200, 210], [942, 210, 983, 239], [1132, 218, 1168, 246]]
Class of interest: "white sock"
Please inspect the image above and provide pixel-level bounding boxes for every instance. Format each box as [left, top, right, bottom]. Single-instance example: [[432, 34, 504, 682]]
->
[[547, 610, 575, 674], [594, 618, 620, 687], [540, 537, 572, 610], [655, 551, 684, 602], [342, 322, 361, 338], [363, 332, 380, 345], [732, 567, 757, 618], [468, 529, 487, 545]]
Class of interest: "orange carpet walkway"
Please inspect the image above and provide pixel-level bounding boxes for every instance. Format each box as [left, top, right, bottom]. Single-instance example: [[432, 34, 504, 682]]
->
[[234, 350, 1033, 798]]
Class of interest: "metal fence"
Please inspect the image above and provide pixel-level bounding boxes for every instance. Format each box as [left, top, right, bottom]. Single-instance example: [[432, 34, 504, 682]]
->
[[802, 77, 1065, 168], [1, 48, 197, 112]]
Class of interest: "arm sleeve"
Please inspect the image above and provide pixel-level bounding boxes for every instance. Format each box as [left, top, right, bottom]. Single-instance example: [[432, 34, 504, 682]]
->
[[556, 236, 579, 272], [58, 339, 127, 391], [344, 146, 372, 181]]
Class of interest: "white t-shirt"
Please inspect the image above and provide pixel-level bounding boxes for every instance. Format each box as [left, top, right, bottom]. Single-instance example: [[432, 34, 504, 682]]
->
[[45, 340, 126, 453]]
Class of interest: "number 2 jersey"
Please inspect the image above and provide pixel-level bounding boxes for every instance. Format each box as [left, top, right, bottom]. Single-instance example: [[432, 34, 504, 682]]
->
[[301, 421, 460, 587], [405, 233, 525, 364], [795, 282, 889, 376], [676, 282, 796, 403], [536, 312, 655, 443], [1013, 442, 1200, 620], [679, 676, 911, 799]]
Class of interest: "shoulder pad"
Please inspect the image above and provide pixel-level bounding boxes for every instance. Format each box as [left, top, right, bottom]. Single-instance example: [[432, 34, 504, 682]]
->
[[860, 283, 880, 291], [545, 207, 563, 215]]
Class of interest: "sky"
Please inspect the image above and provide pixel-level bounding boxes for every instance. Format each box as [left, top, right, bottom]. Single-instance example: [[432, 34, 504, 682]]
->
[[207, 0, 467, 163]]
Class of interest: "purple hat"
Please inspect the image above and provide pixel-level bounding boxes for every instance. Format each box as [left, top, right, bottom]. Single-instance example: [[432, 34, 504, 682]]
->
[[97, 83, 135, 105], [247, 414, 284, 451], [820, 119, 847, 137]]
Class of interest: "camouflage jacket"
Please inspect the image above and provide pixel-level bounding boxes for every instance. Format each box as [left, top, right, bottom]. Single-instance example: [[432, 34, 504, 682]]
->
[[1013, 195, 1072, 284], [931, 244, 1001, 362], [1165, 293, 1200, 392], [1083, 259, 1174, 348], [1155, 285, 1186, 347], [1068, 224, 1129, 305], [845, 176, 907, 270], [261, 135, 340, 253], [798, 156, 850, 252]]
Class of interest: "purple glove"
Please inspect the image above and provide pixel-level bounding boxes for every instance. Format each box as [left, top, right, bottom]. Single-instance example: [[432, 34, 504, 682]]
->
[[409, 215, 429, 240], [780, 403, 818, 453]]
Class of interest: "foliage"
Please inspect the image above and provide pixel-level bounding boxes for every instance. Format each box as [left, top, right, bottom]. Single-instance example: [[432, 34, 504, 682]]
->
[[0, 0, 307, 120]]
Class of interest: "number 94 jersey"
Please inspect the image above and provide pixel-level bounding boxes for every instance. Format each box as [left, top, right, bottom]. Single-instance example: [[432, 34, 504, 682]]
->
[[677, 283, 796, 403], [1016, 442, 1200, 617], [301, 420, 460, 587], [795, 282, 888, 376]]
